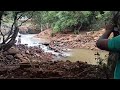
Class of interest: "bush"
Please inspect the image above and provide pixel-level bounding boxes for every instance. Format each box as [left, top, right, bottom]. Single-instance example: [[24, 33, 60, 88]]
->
[[32, 11, 112, 34]]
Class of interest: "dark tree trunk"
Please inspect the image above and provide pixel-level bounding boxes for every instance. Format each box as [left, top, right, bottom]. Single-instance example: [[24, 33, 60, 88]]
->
[[0, 11, 33, 51], [3, 27, 19, 51]]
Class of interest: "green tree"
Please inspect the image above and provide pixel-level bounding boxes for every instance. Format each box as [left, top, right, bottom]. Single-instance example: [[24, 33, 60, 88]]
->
[[0, 11, 34, 51], [32, 11, 112, 34]]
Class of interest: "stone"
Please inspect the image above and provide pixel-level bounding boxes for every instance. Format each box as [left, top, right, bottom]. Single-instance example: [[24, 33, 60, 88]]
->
[[86, 32, 91, 35], [23, 57, 29, 61], [94, 37, 98, 40], [25, 50, 29, 54], [23, 72, 27, 75], [14, 54, 23, 59], [35, 53, 40, 57], [3, 51, 8, 55], [7, 47, 19, 55], [6, 55, 14, 60], [90, 47, 94, 50], [20, 59, 29, 64], [22, 53, 26, 57], [32, 60, 39, 63]]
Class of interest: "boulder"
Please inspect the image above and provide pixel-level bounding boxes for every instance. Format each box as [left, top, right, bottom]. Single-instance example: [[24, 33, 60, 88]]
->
[[94, 37, 98, 40], [86, 32, 92, 35], [3, 51, 8, 55], [7, 47, 19, 55], [19, 59, 29, 64], [23, 72, 27, 76], [21, 53, 26, 57], [14, 54, 23, 59], [6, 55, 14, 60], [25, 50, 29, 54]]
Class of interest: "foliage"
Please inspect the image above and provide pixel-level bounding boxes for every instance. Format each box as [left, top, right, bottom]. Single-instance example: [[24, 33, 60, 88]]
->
[[90, 11, 113, 30], [0, 11, 33, 51], [32, 11, 113, 34]]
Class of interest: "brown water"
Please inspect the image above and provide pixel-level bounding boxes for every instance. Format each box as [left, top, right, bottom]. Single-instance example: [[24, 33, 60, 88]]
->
[[63, 48, 109, 65], [18, 34, 109, 65]]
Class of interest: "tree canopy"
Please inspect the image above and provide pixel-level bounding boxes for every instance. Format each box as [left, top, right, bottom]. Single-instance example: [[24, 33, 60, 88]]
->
[[0, 11, 34, 51], [32, 11, 113, 34]]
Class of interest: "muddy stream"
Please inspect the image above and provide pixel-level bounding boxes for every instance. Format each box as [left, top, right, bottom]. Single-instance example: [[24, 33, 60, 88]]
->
[[16, 33, 109, 65]]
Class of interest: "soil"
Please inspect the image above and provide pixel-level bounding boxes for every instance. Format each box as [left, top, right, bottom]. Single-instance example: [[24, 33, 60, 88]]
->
[[0, 60, 112, 79], [35, 28, 112, 52], [0, 28, 113, 79], [0, 44, 112, 79]]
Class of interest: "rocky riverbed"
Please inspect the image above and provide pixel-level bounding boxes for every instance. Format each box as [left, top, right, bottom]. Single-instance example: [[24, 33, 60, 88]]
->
[[0, 40, 112, 79], [0, 28, 113, 79], [0, 44, 112, 79], [35, 28, 110, 53]]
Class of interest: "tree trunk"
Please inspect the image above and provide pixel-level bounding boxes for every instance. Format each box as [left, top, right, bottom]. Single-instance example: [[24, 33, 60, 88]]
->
[[0, 26, 19, 51]]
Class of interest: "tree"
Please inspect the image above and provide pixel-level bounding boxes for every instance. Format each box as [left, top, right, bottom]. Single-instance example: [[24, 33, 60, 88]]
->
[[32, 11, 112, 34], [0, 11, 34, 51]]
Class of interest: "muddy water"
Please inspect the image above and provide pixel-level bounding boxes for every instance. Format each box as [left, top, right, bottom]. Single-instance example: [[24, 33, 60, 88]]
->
[[62, 48, 109, 65], [15, 33, 109, 65]]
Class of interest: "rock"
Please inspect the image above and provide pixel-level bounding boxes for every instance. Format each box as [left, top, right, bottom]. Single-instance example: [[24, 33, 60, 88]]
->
[[7, 47, 19, 55], [14, 54, 23, 59], [25, 50, 29, 54], [23, 57, 29, 61], [19, 26, 28, 34], [20, 63, 31, 68], [15, 59, 21, 62], [86, 32, 91, 35], [20, 59, 29, 63], [23, 72, 27, 75], [35, 53, 40, 57], [32, 60, 40, 64], [22, 53, 26, 57], [90, 47, 94, 50], [3, 51, 8, 55], [94, 37, 98, 40], [6, 55, 14, 60]]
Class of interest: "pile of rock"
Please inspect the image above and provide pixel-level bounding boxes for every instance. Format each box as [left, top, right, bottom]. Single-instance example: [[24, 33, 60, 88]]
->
[[49, 29, 107, 51], [35, 29, 52, 40], [0, 44, 54, 67]]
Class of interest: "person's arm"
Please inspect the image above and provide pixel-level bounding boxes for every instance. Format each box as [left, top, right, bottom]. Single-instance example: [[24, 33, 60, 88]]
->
[[96, 24, 113, 51]]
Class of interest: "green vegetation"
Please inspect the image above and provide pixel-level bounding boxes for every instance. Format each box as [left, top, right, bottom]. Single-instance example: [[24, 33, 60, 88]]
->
[[0, 11, 114, 51], [0, 11, 34, 51], [32, 11, 113, 34]]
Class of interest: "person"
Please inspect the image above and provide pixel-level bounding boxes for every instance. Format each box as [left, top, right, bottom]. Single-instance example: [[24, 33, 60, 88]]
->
[[18, 35, 21, 45], [96, 24, 120, 79]]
